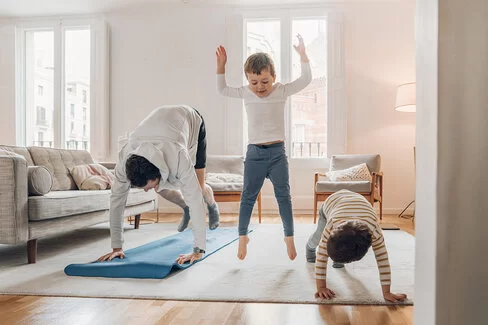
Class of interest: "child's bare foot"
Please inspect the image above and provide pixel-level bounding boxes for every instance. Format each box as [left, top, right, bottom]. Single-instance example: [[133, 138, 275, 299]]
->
[[284, 236, 297, 260], [237, 235, 250, 260]]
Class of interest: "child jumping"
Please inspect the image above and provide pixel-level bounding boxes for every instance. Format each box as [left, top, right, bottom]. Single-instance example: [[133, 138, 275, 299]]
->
[[216, 35, 312, 260], [307, 189, 407, 302]]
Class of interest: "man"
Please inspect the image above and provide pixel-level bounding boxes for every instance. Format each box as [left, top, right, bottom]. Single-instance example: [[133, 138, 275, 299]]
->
[[98, 105, 220, 264]]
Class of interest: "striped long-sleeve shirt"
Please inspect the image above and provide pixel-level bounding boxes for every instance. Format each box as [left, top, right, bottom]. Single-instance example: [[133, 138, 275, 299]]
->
[[315, 190, 391, 285]]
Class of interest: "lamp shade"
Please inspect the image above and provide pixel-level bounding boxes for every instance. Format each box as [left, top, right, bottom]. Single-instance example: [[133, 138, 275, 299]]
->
[[395, 82, 416, 112]]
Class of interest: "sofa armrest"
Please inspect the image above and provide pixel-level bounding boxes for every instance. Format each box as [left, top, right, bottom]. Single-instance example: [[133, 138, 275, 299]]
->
[[0, 155, 29, 244], [98, 162, 116, 170]]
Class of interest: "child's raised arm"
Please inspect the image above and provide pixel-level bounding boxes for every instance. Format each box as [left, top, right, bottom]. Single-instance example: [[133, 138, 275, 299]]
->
[[293, 34, 309, 63], [282, 34, 312, 96], [216, 45, 246, 99], [216, 45, 227, 74]]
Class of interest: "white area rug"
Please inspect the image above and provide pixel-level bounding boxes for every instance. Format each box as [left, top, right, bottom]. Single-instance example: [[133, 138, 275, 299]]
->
[[0, 223, 414, 305]]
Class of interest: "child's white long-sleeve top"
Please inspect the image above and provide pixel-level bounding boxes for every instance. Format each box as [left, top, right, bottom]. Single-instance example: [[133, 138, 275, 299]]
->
[[217, 61, 312, 144], [316, 190, 392, 285]]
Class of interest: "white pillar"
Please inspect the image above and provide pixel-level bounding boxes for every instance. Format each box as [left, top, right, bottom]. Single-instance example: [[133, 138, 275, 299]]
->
[[415, 0, 488, 324]]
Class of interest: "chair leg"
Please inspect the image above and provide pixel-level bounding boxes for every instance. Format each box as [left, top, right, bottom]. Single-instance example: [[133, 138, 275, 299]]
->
[[380, 199, 383, 220], [27, 239, 37, 264], [134, 214, 141, 229], [313, 194, 318, 224], [258, 192, 262, 223]]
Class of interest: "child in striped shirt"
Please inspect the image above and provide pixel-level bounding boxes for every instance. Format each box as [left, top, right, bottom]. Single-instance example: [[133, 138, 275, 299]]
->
[[306, 189, 407, 302]]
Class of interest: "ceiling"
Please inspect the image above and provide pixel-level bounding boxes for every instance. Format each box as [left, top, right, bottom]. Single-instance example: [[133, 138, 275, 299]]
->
[[0, 0, 392, 18]]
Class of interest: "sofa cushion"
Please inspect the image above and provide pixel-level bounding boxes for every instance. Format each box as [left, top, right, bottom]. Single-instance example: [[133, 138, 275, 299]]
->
[[315, 180, 372, 193], [69, 163, 115, 190], [27, 166, 53, 196], [206, 172, 244, 192], [28, 147, 94, 191], [326, 163, 372, 182], [206, 155, 244, 175], [28, 188, 157, 221], [0, 145, 34, 166]]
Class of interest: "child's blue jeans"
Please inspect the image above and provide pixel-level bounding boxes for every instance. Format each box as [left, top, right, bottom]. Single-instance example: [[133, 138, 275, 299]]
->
[[238, 142, 294, 237]]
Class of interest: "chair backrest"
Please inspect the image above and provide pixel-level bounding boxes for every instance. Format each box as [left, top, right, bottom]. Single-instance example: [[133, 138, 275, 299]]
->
[[330, 154, 381, 174], [206, 155, 244, 175]]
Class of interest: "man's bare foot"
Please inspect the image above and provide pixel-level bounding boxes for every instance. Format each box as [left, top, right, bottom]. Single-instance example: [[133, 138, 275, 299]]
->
[[237, 235, 250, 260], [284, 236, 297, 260]]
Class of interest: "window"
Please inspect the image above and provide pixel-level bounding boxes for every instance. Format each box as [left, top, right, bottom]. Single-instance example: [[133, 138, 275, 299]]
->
[[241, 10, 346, 160], [245, 17, 326, 158], [36, 106, 46, 125], [16, 18, 109, 160]]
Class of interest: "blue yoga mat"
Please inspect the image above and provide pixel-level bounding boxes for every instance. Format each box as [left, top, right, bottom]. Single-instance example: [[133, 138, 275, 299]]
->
[[64, 227, 243, 279]]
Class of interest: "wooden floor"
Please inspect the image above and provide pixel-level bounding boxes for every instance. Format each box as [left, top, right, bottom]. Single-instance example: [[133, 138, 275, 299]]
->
[[0, 213, 415, 325]]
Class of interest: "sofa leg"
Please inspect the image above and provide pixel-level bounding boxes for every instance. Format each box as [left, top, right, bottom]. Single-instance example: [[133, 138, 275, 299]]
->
[[134, 214, 141, 229], [27, 239, 37, 264]]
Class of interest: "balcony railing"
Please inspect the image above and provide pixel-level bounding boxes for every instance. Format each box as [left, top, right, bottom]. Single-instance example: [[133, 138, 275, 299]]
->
[[291, 141, 326, 158], [32, 141, 53, 147], [66, 140, 89, 150]]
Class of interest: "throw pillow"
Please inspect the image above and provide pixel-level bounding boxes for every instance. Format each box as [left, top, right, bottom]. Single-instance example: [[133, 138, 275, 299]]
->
[[27, 166, 53, 196], [69, 163, 115, 190], [326, 163, 372, 182]]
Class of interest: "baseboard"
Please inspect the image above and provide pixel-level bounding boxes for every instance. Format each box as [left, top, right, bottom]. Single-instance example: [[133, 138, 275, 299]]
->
[[156, 195, 414, 216]]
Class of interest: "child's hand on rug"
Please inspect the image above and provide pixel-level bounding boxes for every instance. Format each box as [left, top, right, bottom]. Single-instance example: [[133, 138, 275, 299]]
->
[[382, 285, 407, 302], [315, 279, 336, 299], [383, 291, 408, 303], [97, 248, 125, 262], [175, 252, 203, 265]]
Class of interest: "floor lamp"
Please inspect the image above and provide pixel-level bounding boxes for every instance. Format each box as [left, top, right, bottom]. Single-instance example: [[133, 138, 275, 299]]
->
[[395, 82, 416, 220]]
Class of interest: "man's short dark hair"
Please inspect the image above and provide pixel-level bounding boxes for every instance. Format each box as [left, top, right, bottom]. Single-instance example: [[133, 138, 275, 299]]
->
[[327, 220, 373, 264], [125, 154, 161, 187]]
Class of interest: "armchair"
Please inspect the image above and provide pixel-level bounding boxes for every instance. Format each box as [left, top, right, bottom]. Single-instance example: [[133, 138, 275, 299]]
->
[[313, 154, 383, 223]]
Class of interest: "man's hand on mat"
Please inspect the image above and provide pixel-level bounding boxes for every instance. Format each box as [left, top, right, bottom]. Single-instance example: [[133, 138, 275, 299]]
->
[[175, 252, 202, 264], [97, 248, 125, 262]]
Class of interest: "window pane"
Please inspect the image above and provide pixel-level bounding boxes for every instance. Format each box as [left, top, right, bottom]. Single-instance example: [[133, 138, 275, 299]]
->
[[291, 19, 327, 158], [65, 29, 90, 151], [246, 20, 281, 81], [245, 20, 281, 146], [25, 30, 54, 147]]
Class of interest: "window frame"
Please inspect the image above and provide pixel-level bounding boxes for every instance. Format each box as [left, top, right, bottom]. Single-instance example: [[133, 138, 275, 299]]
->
[[241, 8, 346, 168], [15, 16, 109, 160]]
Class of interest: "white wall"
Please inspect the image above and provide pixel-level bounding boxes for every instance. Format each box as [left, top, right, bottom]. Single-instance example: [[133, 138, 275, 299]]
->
[[414, 0, 438, 323], [0, 1, 416, 214], [105, 1, 416, 213], [0, 19, 16, 145], [415, 0, 488, 324]]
